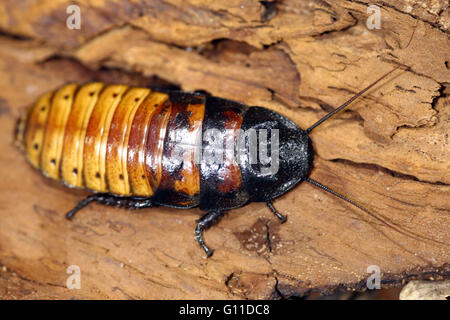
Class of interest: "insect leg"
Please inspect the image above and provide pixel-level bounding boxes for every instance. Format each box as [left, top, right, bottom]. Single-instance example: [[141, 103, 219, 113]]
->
[[65, 194, 154, 219], [195, 210, 224, 257], [65, 194, 105, 220], [266, 201, 287, 223]]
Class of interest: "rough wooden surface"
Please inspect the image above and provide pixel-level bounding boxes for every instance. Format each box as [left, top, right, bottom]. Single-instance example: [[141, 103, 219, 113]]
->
[[0, 0, 449, 299]]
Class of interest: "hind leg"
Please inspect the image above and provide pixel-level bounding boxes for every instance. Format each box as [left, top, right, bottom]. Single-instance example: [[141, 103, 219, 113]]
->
[[65, 194, 154, 220]]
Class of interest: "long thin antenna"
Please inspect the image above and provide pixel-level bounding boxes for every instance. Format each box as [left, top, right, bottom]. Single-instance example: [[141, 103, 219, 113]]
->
[[305, 66, 400, 134], [303, 177, 431, 243]]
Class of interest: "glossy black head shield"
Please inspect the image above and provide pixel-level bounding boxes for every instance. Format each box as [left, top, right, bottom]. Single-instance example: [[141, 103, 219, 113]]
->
[[198, 99, 314, 211], [240, 107, 314, 202]]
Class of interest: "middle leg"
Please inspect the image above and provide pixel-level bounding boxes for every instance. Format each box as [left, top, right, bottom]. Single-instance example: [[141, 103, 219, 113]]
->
[[195, 210, 225, 257]]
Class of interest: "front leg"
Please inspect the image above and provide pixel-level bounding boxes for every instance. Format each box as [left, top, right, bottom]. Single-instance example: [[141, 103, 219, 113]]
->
[[195, 210, 225, 257]]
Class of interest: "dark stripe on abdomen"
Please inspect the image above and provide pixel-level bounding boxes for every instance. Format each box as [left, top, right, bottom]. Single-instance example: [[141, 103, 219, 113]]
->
[[153, 92, 206, 208], [199, 96, 250, 211]]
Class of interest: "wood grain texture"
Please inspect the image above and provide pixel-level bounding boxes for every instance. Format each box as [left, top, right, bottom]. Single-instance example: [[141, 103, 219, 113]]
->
[[0, 0, 448, 299]]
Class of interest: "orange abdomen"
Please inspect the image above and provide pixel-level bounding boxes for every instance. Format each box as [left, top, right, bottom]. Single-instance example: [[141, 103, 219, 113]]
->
[[16, 84, 206, 206]]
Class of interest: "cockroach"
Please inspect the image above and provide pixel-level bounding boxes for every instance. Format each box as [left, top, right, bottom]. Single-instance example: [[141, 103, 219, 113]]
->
[[15, 66, 403, 257]]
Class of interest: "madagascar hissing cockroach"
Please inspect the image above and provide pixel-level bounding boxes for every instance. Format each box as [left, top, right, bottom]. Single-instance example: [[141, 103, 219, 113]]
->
[[15, 66, 406, 257]]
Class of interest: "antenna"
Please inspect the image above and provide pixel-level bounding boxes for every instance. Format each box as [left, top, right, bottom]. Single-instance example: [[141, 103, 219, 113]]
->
[[303, 177, 435, 243], [305, 66, 400, 134]]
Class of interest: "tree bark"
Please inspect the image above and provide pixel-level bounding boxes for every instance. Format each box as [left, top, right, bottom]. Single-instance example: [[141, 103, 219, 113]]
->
[[0, 0, 448, 299]]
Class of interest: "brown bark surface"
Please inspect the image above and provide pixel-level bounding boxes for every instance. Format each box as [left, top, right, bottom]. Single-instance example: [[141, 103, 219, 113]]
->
[[0, 0, 449, 299]]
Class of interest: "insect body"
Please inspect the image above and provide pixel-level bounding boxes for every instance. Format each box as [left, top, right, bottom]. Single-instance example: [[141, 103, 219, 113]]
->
[[15, 67, 399, 256]]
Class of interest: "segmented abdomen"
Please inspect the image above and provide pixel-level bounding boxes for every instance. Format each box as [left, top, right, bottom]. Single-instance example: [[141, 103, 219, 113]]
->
[[17, 83, 211, 207]]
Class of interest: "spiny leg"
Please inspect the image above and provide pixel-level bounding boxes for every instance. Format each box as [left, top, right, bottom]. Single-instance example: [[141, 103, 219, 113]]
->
[[65, 194, 102, 220], [65, 194, 154, 220], [266, 201, 287, 223], [195, 210, 224, 257]]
